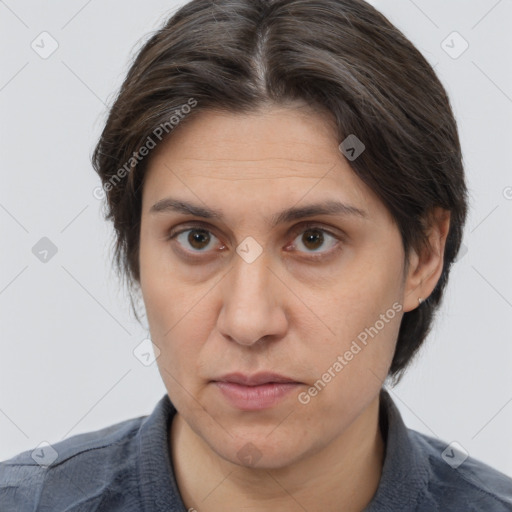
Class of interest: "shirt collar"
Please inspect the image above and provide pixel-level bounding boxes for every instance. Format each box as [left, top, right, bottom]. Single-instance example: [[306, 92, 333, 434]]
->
[[137, 394, 187, 511], [364, 388, 430, 511]]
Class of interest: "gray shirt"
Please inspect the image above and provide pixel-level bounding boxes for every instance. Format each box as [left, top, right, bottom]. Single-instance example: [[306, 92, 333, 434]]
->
[[1, 390, 511, 511]]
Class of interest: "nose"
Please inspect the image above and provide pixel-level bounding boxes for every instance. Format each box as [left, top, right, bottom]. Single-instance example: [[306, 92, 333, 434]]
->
[[216, 249, 288, 347]]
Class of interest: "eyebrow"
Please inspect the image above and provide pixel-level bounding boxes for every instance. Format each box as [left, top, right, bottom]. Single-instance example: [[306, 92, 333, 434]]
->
[[149, 197, 368, 228]]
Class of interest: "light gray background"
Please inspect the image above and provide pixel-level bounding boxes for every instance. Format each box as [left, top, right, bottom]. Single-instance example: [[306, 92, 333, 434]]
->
[[1, 0, 511, 476]]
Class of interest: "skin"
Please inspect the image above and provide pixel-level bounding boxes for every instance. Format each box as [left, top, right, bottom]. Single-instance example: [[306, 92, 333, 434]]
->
[[138, 104, 450, 512]]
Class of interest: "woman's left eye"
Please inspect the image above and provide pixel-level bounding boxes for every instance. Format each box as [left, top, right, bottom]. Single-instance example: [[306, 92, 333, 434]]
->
[[289, 226, 340, 255]]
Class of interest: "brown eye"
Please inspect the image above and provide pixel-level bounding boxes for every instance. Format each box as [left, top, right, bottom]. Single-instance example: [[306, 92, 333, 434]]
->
[[172, 228, 219, 253], [187, 229, 211, 250], [302, 229, 325, 251], [292, 226, 338, 255]]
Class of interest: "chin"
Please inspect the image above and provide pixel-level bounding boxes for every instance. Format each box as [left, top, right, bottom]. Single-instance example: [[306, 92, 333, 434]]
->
[[208, 429, 314, 470]]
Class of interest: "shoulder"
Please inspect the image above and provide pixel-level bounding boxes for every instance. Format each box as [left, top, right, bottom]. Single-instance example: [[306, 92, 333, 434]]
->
[[409, 429, 512, 510], [0, 414, 147, 511]]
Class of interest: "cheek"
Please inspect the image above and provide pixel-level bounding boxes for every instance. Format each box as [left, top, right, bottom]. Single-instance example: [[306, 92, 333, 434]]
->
[[139, 227, 220, 395], [151, 310, 210, 413], [298, 305, 401, 430], [321, 258, 403, 343], [302, 249, 404, 390], [139, 229, 188, 333]]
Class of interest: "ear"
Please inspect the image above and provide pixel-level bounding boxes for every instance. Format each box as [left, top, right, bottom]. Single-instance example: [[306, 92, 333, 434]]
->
[[402, 207, 451, 313]]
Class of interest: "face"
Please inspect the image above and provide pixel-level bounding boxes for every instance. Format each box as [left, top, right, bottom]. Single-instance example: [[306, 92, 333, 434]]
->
[[139, 104, 409, 469]]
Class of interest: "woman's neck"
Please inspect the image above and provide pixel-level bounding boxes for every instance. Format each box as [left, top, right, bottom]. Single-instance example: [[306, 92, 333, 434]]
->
[[170, 394, 385, 512]]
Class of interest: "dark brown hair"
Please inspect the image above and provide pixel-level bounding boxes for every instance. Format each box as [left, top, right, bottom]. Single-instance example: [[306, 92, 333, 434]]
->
[[92, 0, 468, 381]]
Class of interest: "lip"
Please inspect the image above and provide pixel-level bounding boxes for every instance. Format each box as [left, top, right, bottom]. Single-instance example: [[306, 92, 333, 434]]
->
[[214, 372, 300, 386], [212, 372, 301, 411]]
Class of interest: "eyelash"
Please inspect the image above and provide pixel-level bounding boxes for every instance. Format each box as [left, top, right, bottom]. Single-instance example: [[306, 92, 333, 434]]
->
[[166, 222, 344, 262]]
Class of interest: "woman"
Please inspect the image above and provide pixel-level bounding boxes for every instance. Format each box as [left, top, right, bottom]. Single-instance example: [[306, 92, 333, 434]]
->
[[1, 0, 511, 510]]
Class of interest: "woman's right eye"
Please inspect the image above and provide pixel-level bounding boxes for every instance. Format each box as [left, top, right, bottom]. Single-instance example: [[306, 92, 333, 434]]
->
[[170, 227, 222, 253]]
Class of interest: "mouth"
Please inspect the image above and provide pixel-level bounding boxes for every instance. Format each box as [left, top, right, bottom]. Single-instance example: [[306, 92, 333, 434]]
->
[[211, 372, 302, 411]]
